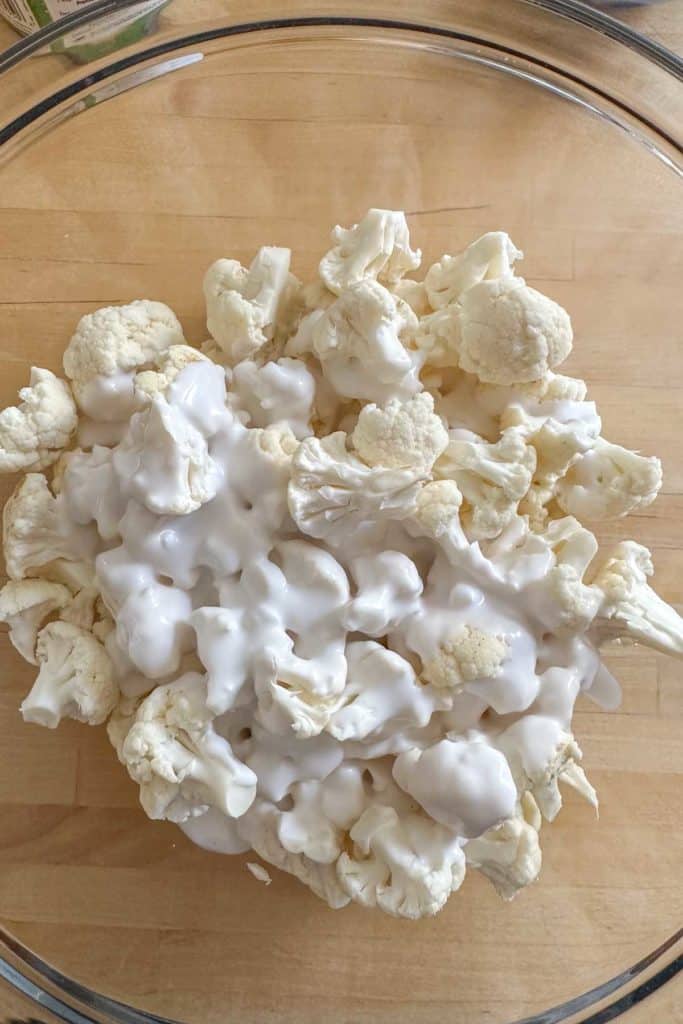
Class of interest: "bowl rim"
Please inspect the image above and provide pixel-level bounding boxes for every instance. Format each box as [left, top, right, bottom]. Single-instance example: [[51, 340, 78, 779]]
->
[[1, 0, 682, 77]]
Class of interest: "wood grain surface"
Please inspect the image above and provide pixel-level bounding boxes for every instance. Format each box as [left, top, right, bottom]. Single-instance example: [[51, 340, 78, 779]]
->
[[0, 6, 682, 1023]]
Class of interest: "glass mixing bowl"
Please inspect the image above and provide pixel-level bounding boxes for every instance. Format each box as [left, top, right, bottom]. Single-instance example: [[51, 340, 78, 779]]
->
[[0, 2, 682, 1021]]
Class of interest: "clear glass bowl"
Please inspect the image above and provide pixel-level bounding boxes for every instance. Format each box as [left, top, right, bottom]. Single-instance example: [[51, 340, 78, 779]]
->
[[0, 2, 681, 1022]]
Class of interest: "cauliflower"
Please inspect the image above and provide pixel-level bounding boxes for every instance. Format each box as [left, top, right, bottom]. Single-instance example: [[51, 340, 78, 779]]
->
[[288, 432, 422, 543], [63, 300, 185, 417], [21, 620, 117, 728], [118, 672, 257, 823], [412, 479, 464, 539], [113, 399, 221, 516], [457, 278, 572, 384], [496, 717, 597, 822], [336, 805, 465, 919], [421, 626, 508, 691], [294, 280, 422, 404], [351, 392, 448, 474], [203, 247, 296, 365], [0, 367, 77, 474], [434, 428, 536, 540], [424, 231, 522, 311], [3, 473, 98, 581], [327, 642, 436, 743], [134, 345, 209, 401], [392, 736, 517, 837], [276, 765, 366, 864], [464, 795, 542, 900], [238, 799, 351, 909], [590, 541, 683, 657], [0, 578, 70, 663], [60, 446, 127, 541], [556, 438, 662, 521], [523, 517, 603, 634], [345, 550, 423, 636], [319, 208, 421, 295], [231, 357, 315, 439]]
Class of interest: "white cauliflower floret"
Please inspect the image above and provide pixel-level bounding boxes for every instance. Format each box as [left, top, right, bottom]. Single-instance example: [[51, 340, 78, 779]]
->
[[351, 392, 448, 473], [590, 541, 683, 657], [60, 446, 127, 542], [288, 432, 422, 543], [293, 280, 422, 404], [327, 642, 435, 743], [134, 345, 209, 401], [393, 736, 517, 837], [496, 718, 597, 822], [424, 231, 522, 310], [465, 795, 542, 900], [412, 479, 464, 539], [21, 620, 117, 728], [0, 367, 78, 473], [557, 438, 662, 521], [63, 300, 185, 417], [336, 805, 465, 920], [421, 626, 508, 691], [276, 765, 367, 864], [118, 672, 257, 823], [434, 428, 536, 540], [113, 399, 221, 516], [319, 208, 421, 295], [203, 247, 295, 365], [523, 517, 603, 634], [231, 357, 315, 439], [238, 799, 351, 909], [0, 579, 71, 663], [345, 550, 423, 636], [3, 473, 97, 581], [457, 278, 572, 384]]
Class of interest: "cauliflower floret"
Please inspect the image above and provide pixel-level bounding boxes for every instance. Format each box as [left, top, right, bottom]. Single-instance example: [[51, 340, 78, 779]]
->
[[3, 473, 98, 581], [113, 399, 221, 516], [421, 626, 508, 691], [0, 367, 78, 474], [327, 642, 436, 743], [496, 717, 597, 822], [590, 541, 683, 657], [424, 231, 522, 311], [457, 278, 572, 384], [231, 357, 315, 439], [344, 550, 423, 636], [134, 345, 209, 401], [465, 794, 542, 900], [319, 208, 421, 295], [556, 438, 662, 521], [60, 446, 127, 541], [292, 280, 422, 404], [392, 736, 517, 837], [203, 248, 296, 365], [118, 672, 257, 823], [288, 432, 422, 543], [523, 517, 603, 634], [63, 300, 185, 418], [336, 804, 465, 919], [0, 578, 71, 663], [351, 392, 448, 474], [238, 799, 351, 909], [21, 620, 117, 728], [434, 428, 536, 540], [412, 479, 464, 539], [276, 764, 367, 864]]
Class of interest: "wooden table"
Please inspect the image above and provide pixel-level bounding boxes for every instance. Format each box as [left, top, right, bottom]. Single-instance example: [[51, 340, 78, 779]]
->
[[0, 4, 681, 1023]]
